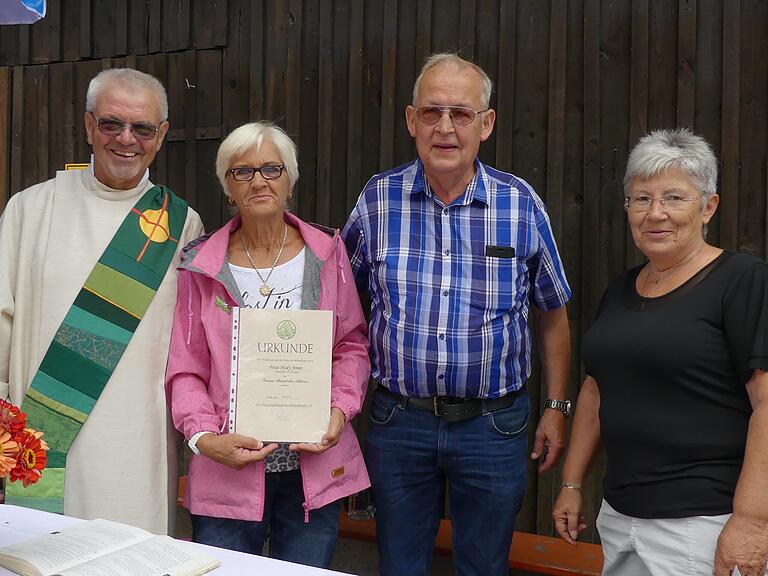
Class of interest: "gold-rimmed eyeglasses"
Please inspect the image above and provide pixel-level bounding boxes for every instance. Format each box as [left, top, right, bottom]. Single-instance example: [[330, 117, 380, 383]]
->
[[412, 105, 489, 126]]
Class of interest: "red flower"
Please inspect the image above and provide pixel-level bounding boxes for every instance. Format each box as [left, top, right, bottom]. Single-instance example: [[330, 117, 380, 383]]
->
[[10, 428, 48, 487], [0, 399, 26, 434]]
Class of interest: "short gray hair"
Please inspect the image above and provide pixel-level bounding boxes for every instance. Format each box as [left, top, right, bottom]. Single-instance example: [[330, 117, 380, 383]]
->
[[216, 122, 299, 197], [86, 68, 168, 121], [412, 53, 493, 109], [624, 128, 718, 200]]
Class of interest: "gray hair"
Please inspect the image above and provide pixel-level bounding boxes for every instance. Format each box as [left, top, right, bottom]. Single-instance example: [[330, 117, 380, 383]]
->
[[216, 122, 299, 197], [624, 128, 718, 201], [412, 53, 493, 109], [86, 68, 169, 122]]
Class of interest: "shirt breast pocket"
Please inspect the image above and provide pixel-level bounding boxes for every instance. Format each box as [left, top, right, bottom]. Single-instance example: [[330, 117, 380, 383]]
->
[[474, 245, 525, 313]]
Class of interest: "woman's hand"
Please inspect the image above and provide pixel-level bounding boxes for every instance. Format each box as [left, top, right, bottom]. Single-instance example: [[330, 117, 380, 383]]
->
[[289, 407, 345, 455], [715, 370, 768, 575], [553, 487, 587, 545], [713, 513, 768, 576], [196, 433, 278, 469]]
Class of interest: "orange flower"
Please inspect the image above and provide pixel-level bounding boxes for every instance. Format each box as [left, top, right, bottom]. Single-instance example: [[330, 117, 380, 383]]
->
[[0, 399, 26, 435], [26, 429, 49, 451], [0, 429, 19, 478], [9, 428, 47, 487]]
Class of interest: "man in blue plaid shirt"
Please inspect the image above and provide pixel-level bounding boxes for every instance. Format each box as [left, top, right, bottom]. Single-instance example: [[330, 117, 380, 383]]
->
[[342, 53, 573, 576]]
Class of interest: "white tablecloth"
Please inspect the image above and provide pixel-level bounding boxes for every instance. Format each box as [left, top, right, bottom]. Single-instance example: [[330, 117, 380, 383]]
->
[[0, 505, 349, 575]]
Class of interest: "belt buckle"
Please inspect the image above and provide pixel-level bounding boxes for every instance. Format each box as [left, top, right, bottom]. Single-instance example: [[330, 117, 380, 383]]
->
[[433, 397, 441, 417]]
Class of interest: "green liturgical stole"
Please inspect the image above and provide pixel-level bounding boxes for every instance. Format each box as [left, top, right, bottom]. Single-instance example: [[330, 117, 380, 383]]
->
[[6, 185, 188, 513]]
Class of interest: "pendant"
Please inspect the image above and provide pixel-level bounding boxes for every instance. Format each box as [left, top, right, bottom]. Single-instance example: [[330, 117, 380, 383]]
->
[[260, 284, 271, 296]]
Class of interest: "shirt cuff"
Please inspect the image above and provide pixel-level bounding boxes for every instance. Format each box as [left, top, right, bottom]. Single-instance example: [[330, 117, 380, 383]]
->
[[188, 431, 216, 455]]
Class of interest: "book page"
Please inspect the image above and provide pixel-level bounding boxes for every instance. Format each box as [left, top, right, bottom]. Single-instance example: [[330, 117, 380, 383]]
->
[[57, 536, 219, 576], [0, 520, 149, 576], [232, 309, 332, 443]]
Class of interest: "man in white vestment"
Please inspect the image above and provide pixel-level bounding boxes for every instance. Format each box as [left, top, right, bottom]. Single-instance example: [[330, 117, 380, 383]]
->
[[0, 68, 204, 534]]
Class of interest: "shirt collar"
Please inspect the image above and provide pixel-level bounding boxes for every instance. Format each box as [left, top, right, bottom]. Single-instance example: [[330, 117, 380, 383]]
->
[[408, 158, 490, 207]]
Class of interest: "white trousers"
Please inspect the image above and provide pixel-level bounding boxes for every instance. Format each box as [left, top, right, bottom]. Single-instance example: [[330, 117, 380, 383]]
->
[[596, 499, 755, 576]]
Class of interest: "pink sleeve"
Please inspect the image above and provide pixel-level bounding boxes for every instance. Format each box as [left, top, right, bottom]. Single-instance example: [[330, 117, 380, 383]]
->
[[165, 270, 222, 439], [330, 245, 371, 420]]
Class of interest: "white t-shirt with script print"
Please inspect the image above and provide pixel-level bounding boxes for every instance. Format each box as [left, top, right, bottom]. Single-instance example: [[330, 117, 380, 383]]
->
[[229, 247, 305, 310]]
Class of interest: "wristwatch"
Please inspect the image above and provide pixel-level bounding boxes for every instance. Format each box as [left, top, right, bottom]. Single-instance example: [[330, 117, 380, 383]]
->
[[544, 398, 572, 417]]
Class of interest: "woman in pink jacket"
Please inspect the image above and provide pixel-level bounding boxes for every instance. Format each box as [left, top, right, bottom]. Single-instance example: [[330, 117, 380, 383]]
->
[[165, 122, 371, 568]]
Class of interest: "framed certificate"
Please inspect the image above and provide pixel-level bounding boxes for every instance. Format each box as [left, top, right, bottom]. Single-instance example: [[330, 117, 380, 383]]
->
[[229, 308, 333, 443]]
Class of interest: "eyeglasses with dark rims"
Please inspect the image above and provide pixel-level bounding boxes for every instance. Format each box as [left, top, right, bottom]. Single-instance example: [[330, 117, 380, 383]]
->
[[226, 164, 286, 182], [412, 105, 489, 126], [89, 112, 160, 141]]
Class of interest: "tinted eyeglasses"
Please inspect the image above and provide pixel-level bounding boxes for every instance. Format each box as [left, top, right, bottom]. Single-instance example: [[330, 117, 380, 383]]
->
[[412, 105, 489, 126], [227, 165, 285, 181], [91, 113, 160, 141]]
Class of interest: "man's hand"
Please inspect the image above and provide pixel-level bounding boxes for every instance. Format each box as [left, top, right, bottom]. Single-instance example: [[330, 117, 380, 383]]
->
[[196, 433, 278, 469], [289, 407, 345, 455], [552, 487, 587, 545], [713, 513, 768, 576], [531, 408, 566, 473]]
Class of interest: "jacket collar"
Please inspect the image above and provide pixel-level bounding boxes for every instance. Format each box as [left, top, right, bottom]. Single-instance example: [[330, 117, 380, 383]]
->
[[180, 211, 339, 278]]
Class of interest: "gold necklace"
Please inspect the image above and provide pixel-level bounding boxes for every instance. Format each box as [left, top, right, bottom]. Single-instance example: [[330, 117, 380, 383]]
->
[[239, 223, 288, 296], [644, 245, 703, 286]]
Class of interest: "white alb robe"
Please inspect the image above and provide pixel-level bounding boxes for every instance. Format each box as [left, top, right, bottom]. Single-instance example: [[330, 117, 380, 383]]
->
[[0, 168, 204, 534]]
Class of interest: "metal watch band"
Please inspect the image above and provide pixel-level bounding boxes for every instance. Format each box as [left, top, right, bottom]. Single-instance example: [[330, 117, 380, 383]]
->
[[544, 398, 572, 416]]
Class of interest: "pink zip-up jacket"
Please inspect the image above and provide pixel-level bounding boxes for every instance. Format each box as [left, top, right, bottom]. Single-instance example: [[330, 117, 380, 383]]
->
[[165, 212, 371, 522]]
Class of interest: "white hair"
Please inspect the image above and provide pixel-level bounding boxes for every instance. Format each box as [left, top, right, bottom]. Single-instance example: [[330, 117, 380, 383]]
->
[[624, 128, 718, 201], [412, 53, 493, 109], [86, 68, 168, 121], [215, 122, 299, 197]]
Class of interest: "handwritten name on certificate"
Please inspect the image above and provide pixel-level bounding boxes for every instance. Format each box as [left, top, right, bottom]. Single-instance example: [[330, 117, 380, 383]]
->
[[230, 308, 333, 443]]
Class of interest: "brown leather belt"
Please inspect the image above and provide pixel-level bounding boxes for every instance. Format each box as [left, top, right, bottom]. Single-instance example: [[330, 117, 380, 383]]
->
[[378, 384, 526, 423]]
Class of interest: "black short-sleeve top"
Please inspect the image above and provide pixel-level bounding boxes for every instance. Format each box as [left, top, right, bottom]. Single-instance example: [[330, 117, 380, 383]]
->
[[582, 251, 768, 518]]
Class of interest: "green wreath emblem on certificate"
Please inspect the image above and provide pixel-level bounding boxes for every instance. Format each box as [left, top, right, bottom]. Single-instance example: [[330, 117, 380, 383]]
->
[[276, 319, 297, 340]]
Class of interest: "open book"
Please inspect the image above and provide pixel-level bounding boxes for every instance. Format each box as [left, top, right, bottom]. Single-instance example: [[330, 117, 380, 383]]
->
[[0, 518, 220, 576]]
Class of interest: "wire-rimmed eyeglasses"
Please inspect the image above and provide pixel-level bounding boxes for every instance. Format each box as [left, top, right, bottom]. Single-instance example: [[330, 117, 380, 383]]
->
[[90, 112, 160, 141], [412, 105, 489, 126], [226, 165, 286, 182], [624, 193, 703, 213]]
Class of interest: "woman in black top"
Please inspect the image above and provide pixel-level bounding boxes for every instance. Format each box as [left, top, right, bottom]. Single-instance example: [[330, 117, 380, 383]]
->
[[552, 128, 768, 576]]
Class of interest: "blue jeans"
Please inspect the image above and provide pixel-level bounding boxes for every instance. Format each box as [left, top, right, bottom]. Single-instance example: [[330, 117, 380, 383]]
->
[[191, 469, 341, 569], [366, 388, 530, 576]]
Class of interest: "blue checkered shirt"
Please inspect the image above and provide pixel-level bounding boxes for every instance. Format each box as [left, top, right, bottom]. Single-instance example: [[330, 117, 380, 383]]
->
[[342, 159, 571, 399]]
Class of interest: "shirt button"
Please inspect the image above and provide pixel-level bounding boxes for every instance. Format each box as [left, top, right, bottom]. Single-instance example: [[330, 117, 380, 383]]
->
[[439, 333, 445, 340], [443, 208, 449, 215], [442, 290, 449, 297], [438, 374, 445, 380], [444, 249, 450, 256]]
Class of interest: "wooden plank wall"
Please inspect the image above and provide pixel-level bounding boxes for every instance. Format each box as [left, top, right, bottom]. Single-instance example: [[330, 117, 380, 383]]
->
[[2, 0, 768, 541]]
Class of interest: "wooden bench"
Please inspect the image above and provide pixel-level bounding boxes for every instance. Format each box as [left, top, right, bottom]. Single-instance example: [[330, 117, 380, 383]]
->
[[178, 476, 602, 575], [338, 514, 601, 576]]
